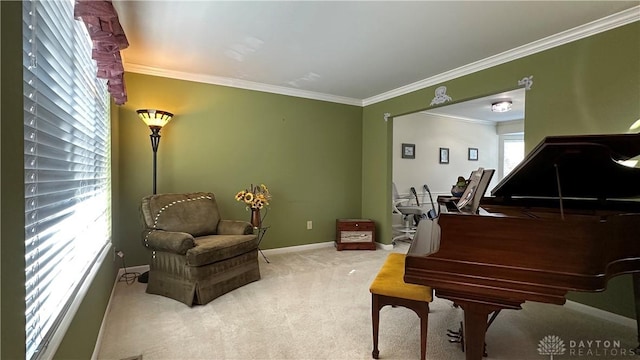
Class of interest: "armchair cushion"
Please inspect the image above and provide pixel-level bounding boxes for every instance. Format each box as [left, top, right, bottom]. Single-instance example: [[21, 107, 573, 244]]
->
[[145, 230, 195, 255], [187, 234, 259, 266]]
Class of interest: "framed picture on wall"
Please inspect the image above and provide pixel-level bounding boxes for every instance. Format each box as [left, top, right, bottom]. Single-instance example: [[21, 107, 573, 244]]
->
[[402, 143, 415, 159], [439, 147, 449, 164], [468, 147, 478, 161]]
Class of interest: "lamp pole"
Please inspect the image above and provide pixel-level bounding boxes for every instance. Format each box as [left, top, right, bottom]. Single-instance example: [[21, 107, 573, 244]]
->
[[149, 126, 162, 194]]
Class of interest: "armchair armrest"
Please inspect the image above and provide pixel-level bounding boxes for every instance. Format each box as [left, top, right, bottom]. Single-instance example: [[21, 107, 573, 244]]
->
[[217, 220, 254, 235], [143, 229, 195, 255]]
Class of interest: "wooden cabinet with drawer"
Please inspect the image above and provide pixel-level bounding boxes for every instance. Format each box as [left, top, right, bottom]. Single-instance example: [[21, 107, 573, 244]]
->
[[335, 219, 376, 250]]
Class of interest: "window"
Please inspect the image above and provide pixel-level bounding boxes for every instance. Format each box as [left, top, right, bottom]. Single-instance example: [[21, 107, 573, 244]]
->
[[23, 1, 112, 359], [500, 133, 525, 178]]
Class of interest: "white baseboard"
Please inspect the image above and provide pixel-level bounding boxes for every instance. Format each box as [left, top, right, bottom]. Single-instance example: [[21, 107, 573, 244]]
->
[[565, 299, 636, 328], [261, 241, 396, 255], [261, 241, 335, 256]]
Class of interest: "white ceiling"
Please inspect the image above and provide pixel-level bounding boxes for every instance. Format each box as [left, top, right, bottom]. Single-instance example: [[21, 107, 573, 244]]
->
[[113, 1, 639, 110], [424, 88, 526, 123]]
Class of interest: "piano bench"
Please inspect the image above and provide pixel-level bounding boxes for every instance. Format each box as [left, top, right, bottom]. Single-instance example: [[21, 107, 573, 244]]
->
[[369, 253, 433, 360]]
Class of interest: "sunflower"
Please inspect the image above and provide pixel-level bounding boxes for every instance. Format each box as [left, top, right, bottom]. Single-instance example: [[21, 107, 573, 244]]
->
[[252, 199, 264, 209], [243, 192, 254, 204], [235, 183, 272, 210]]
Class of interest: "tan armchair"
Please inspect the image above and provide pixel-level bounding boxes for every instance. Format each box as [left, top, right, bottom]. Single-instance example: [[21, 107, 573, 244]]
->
[[140, 192, 260, 306]]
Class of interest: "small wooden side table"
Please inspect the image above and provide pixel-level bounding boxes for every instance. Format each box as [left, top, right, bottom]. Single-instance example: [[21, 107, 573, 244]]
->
[[336, 219, 376, 251]]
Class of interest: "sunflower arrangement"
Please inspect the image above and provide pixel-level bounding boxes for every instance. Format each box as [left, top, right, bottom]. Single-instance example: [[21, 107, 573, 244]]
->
[[235, 184, 271, 210]]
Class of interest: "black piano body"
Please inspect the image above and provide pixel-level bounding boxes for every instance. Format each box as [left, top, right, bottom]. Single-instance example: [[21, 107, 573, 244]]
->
[[404, 133, 640, 360]]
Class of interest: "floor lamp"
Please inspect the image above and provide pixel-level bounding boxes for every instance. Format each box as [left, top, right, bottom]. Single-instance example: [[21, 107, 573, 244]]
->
[[137, 109, 174, 194], [136, 109, 173, 283]]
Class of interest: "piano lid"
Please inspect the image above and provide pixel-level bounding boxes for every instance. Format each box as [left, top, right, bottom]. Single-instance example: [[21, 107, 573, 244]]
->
[[491, 133, 640, 199]]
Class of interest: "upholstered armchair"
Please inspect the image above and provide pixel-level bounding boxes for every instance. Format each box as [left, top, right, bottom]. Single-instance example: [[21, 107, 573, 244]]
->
[[140, 192, 260, 306]]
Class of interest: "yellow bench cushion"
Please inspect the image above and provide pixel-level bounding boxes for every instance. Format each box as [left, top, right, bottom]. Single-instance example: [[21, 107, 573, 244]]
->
[[369, 253, 433, 302]]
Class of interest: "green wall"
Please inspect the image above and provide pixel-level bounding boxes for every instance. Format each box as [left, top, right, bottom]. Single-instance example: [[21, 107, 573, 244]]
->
[[362, 22, 640, 318], [115, 73, 363, 266], [1, 3, 27, 358]]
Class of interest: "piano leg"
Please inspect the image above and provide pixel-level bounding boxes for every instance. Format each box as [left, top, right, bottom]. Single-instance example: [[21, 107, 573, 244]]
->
[[634, 273, 640, 351], [459, 302, 503, 360]]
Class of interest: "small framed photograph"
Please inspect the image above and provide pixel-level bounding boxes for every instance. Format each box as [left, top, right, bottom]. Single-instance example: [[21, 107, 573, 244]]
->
[[439, 147, 449, 164], [402, 143, 415, 159], [468, 147, 478, 161]]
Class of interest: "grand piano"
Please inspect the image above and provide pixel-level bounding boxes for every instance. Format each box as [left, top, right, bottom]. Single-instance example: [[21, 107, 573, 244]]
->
[[404, 133, 640, 360]]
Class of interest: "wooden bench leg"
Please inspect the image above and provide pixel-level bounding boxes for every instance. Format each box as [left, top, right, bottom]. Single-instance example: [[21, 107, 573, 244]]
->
[[372, 294, 429, 360], [372, 293, 380, 359]]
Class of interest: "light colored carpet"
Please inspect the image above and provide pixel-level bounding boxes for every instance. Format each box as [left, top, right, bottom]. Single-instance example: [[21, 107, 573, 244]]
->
[[97, 243, 636, 360]]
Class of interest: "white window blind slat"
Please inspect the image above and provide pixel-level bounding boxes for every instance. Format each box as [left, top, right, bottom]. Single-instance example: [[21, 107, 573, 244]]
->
[[23, 1, 112, 359]]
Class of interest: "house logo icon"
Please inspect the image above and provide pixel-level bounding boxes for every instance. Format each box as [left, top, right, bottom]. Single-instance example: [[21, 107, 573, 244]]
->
[[538, 335, 566, 359]]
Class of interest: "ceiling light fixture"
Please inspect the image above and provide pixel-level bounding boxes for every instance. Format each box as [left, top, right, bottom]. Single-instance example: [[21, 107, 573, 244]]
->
[[491, 101, 512, 113]]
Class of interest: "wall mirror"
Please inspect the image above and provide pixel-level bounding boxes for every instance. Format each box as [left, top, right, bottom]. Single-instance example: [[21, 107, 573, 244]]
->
[[392, 87, 526, 202]]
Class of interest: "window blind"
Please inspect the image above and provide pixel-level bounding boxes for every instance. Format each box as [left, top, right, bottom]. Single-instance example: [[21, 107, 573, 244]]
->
[[23, 1, 112, 359]]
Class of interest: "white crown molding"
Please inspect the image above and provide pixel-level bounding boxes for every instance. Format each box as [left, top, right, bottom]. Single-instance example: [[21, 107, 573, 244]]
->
[[362, 6, 640, 107], [124, 6, 638, 108], [124, 63, 363, 107]]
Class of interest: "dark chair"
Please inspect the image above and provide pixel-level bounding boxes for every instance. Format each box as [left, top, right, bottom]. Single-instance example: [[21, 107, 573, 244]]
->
[[392, 183, 427, 244]]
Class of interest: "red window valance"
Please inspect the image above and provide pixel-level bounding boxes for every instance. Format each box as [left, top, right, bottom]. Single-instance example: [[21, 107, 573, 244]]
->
[[74, 0, 129, 105]]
